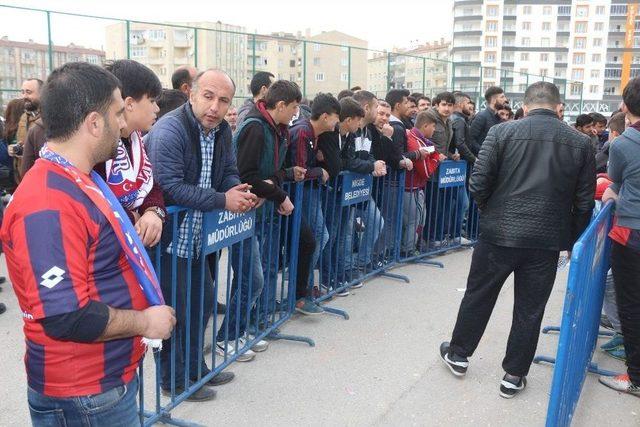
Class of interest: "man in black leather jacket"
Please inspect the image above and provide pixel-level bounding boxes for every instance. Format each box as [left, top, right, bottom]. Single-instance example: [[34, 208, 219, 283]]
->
[[439, 82, 595, 398]]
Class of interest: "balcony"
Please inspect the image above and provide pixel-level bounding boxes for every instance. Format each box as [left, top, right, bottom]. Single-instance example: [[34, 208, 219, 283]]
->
[[146, 56, 165, 65], [173, 39, 190, 48]]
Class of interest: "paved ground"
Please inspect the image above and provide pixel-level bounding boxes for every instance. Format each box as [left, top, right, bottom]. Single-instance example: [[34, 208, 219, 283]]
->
[[0, 248, 637, 426]]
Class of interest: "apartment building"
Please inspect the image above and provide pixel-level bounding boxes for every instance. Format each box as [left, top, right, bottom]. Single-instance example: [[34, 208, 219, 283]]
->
[[452, 0, 639, 114]]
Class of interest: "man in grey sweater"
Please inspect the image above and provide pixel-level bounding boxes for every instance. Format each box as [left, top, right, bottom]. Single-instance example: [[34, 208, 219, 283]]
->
[[600, 77, 640, 398]]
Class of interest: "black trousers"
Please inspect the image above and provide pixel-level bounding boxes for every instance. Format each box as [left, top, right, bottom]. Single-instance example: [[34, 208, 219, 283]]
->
[[295, 220, 316, 300], [450, 240, 559, 377], [611, 241, 640, 385]]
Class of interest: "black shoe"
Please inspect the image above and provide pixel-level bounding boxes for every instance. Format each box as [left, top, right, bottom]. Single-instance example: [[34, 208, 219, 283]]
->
[[600, 315, 614, 331], [499, 373, 527, 399], [0, 276, 6, 285], [201, 371, 235, 387], [439, 341, 468, 377], [216, 302, 227, 314], [161, 384, 216, 402], [0, 303, 5, 315]]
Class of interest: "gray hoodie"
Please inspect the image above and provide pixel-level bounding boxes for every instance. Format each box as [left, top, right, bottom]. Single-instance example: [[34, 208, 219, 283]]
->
[[235, 98, 255, 131], [608, 126, 640, 229]]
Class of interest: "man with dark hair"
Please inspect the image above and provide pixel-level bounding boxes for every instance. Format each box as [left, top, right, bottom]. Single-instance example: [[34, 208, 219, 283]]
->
[[147, 68, 254, 400], [171, 65, 198, 97], [225, 105, 238, 132], [95, 59, 166, 248], [236, 71, 275, 127], [406, 95, 418, 127], [469, 86, 507, 153], [350, 86, 362, 91], [232, 79, 303, 335], [1, 62, 176, 424], [468, 100, 476, 120], [337, 89, 354, 100], [590, 112, 609, 147], [386, 89, 428, 163], [417, 95, 431, 112], [575, 113, 595, 137], [557, 102, 565, 121], [157, 88, 189, 119], [596, 112, 626, 173], [440, 81, 595, 398], [431, 92, 457, 158], [451, 92, 477, 164], [287, 92, 341, 312], [600, 76, 640, 398], [9, 78, 44, 181]]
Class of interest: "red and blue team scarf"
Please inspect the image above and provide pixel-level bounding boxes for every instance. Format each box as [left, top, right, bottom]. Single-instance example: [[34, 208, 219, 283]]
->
[[39, 145, 164, 306]]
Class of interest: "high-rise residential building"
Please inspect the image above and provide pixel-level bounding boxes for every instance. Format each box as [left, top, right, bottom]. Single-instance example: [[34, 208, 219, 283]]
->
[[105, 21, 247, 90], [0, 37, 104, 109], [368, 39, 451, 98], [452, 0, 639, 115]]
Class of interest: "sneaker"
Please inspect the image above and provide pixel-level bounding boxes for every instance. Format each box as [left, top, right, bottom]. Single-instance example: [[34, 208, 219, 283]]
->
[[242, 336, 269, 352], [499, 374, 527, 399], [605, 346, 627, 361], [0, 303, 5, 315], [599, 374, 640, 397], [439, 342, 468, 377], [459, 237, 472, 245], [351, 280, 364, 289], [312, 286, 331, 300], [295, 298, 324, 315], [600, 333, 624, 351], [216, 341, 256, 362], [600, 315, 614, 331], [335, 285, 350, 297], [161, 384, 216, 402]]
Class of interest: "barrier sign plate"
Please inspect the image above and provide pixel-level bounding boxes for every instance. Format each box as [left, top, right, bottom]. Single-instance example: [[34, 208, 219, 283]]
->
[[438, 160, 467, 188], [202, 209, 255, 255], [341, 173, 373, 206]]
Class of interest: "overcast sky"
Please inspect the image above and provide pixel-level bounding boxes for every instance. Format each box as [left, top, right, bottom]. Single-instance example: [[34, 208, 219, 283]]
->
[[0, 0, 453, 51]]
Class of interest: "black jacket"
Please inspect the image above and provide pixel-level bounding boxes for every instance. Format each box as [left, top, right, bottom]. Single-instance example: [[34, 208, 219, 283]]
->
[[450, 111, 477, 163], [316, 127, 374, 175], [471, 108, 595, 251], [368, 124, 404, 170], [470, 106, 501, 154]]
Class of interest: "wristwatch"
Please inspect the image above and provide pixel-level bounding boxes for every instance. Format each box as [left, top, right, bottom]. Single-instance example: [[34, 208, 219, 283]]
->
[[146, 206, 166, 223]]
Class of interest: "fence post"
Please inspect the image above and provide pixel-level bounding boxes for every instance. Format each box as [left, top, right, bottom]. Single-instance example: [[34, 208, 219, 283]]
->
[[46, 11, 53, 73], [347, 46, 352, 89], [251, 33, 256, 77], [478, 65, 483, 108], [302, 40, 307, 98], [193, 28, 198, 68], [125, 20, 131, 60], [422, 57, 427, 94], [386, 52, 392, 91]]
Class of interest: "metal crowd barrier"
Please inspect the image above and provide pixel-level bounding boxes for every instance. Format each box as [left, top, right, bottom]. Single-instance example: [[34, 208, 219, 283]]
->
[[397, 160, 471, 268], [532, 202, 616, 427]]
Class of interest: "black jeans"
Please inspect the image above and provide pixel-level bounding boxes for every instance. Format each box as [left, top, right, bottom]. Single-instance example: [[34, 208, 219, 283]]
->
[[450, 240, 559, 377], [295, 220, 316, 300], [611, 241, 640, 385]]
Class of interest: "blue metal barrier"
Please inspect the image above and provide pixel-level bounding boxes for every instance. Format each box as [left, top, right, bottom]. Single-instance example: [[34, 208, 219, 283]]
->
[[398, 160, 470, 268], [532, 202, 616, 427], [139, 181, 311, 426]]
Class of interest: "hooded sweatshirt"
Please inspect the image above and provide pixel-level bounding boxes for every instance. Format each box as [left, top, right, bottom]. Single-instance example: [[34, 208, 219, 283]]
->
[[608, 123, 640, 235]]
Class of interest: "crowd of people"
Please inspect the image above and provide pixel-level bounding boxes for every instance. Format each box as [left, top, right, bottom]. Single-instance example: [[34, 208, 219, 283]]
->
[[0, 57, 638, 425]]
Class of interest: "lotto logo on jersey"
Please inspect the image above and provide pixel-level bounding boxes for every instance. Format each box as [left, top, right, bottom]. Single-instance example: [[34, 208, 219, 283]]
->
[[40, 266, 65, 289]]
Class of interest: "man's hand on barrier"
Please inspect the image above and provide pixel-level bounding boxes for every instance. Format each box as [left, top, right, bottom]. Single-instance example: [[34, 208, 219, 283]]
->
[[381, 123, 394, 138], [452, 153, 461, 161], [418, 147, 430, 159], [142, 305, 176, 340], [254, 197, 265, 209], [278, 196, 294, 216], [136, 210, 163, 247], [321, 168, 330, 183], [373, 160, 387, 177], [438, 153, 447, 162], [602, 187, 619, 203], [400, 158, 413, 171], [293, 166, 307, 182], [225, 184, 257, 213]]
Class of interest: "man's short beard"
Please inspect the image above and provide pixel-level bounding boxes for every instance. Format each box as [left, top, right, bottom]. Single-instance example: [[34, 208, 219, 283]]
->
[[24, 101, 39, 112]]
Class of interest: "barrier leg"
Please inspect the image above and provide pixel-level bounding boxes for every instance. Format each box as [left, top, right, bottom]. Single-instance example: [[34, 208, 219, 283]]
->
[[542, 325, 614, 337], [378, 270, 410, 283], [144, 410, 206, 427], [267, 328, 315, 347], [533, 356, 619, 377], [321, 305, 350, 320]]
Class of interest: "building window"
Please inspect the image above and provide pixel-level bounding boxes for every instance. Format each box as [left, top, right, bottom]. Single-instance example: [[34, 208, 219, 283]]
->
[[315, 72, 324, 81], [484, 67, 496, 78], [541, 38, 550, 47], [487, 5, 499, 16], [313, 43, 321, 52], [520, 52, 529, 61], [540, 53, 549, 62], [521, 37, 531, 47], [485, 52, 496, 63], [573, 53, 586, 64], [522, 22, 531, 31], [592, 54, 602, 62], [558, 5, 571, 15], [575, 22, 587, 33], [523, 5, 532, 14], [543, 6, 552, 15], [570, 84, 582, 95], [486, 21, 498, 32], [289, 59, 295, 67], [593, 38, 603, 48], [341, 58, 348, 67], [313, 57, 321, 66], [485, 36, 497, 48], [542, 22, 551, 31], [591, 70, 600, 78], [590, 85, 599, 94], [540, 68, 548, 77], [574, 37, 587, 49], [130, 47, 147, 58], [596, 6, 605, 15], [341, 72, 348, 82], [611, 5, 628, 15], [594, 22, 604, 31], [519, 68, 528, 75], [572, 69, 584, 80], [148, 30, 166, 41], [576, 5, 588, 17]]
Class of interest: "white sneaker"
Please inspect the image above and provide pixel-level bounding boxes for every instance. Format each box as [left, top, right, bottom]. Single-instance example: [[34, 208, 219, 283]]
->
[[216, 341, 256, 362], [459, 237, 472, 245], [243, 336, 269, 352]]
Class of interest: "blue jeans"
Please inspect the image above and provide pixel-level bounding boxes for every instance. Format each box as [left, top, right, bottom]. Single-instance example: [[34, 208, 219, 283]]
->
[[217, 235, 264, 342], [374, 181, 401, 259], [28, 376, 139, 427], [424, 183, 466, 242], [321, 188, 352, 286], [302, 184, 329, 286], [350, 198, 383, 268], [160, 254, 213, 390]]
